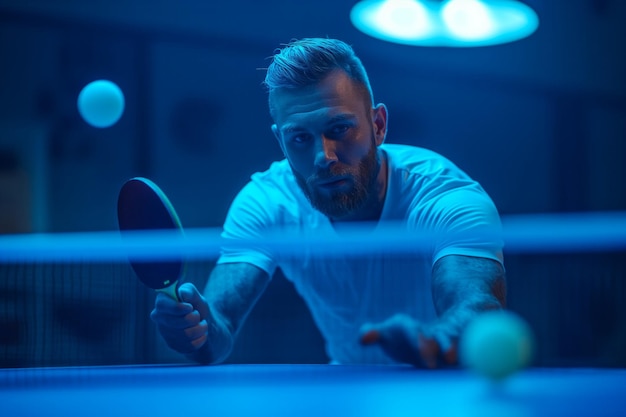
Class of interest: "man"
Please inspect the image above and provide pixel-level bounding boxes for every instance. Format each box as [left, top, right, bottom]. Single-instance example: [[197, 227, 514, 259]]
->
[[151, 38, 506, 368]]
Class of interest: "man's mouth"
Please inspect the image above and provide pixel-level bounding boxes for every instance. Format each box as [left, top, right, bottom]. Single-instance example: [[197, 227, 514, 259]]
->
[[316, 177, 350, 189]]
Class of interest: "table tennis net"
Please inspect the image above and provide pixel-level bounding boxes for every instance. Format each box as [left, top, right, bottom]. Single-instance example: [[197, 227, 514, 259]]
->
[[1, 249, 625, 368]]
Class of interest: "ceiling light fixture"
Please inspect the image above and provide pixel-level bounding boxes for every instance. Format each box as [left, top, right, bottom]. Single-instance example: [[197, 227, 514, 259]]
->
[[350, 0, 539, 47]]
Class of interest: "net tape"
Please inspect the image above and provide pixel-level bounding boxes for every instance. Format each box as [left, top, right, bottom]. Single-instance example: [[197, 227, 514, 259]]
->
[[1, 212, 625, 262]]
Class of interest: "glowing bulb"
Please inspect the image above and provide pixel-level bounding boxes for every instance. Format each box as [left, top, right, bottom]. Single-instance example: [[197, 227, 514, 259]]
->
[[351, 0, 435, 41], [374, 0, 432, 39], [441, 0, 496, 40], [350, 0, 539, 47]]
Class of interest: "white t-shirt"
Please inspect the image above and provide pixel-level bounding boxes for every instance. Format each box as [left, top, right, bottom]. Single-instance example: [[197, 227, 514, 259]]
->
[[217, 144, 503, 364]]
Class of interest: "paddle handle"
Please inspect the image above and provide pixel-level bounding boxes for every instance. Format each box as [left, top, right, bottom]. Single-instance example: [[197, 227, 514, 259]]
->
[[157, 281, 180, 301]]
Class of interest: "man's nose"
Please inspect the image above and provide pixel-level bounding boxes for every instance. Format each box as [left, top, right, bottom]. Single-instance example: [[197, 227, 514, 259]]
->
[[314, 136, 338, 168]]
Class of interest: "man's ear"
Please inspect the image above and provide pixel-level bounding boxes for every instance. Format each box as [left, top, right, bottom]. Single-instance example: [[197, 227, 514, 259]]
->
[[272, 124, 286, 156], [372, 103, 388, 146]]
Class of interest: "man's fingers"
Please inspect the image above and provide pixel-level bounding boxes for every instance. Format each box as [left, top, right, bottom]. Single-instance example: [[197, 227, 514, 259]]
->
[[359, 315, 412, 344], [435, 336, 458, 365], [417, 333, 440, 369], [184, 320, 209, 340], [360, 315, 459, 368], [153, 292, 193, 315], [190, 333, 208, 350], [443, 343, 458, 365], [178, 283, 211, 319], [360, 329, 381, 345], [359, 315, 423, 365], [151, 303, 201, 328], [430, 329, 459, 366]]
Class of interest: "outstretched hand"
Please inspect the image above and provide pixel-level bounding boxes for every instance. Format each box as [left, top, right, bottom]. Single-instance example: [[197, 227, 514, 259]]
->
[[359, 314, 458, 368], [150, 282, 211, 354]]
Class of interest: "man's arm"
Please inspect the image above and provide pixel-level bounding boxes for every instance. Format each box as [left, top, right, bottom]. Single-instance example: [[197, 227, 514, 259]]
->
[[359, 254, 505, 367], [190, 262, 271, 364], [431, 254, 506, 334]]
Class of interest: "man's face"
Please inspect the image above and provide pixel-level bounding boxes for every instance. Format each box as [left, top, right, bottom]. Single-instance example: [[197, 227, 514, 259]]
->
[[271, 70, 387, 221]]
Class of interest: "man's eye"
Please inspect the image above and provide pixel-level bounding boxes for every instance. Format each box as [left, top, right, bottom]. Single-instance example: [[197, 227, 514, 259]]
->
[[290, 134, 311, 144], [330, 124, 350, 135]]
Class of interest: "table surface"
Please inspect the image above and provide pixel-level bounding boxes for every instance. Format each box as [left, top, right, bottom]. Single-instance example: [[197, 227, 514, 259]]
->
[[2, 364, 625, 417]]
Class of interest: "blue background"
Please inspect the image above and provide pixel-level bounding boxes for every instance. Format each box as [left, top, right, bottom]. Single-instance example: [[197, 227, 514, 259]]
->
[[0, 0, 624, 368]]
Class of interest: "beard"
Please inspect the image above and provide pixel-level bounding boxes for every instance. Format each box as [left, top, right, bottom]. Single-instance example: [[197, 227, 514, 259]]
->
[[291, 138, 381, 220]]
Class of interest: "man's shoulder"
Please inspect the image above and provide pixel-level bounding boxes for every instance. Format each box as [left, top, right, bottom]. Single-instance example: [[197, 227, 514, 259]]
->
[[251, 159, 293, 182], [383, 143, 464, 178], [244, 159, 298, 194], [237, 159, 304, 209]]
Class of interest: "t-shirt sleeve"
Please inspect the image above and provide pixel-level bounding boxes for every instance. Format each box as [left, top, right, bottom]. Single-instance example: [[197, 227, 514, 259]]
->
[[216, 180, 279, 277], [414, 182, 504, 267]]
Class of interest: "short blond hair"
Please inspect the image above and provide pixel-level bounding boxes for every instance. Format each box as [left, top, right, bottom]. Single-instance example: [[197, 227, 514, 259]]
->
[[265, 38, 374, 117]]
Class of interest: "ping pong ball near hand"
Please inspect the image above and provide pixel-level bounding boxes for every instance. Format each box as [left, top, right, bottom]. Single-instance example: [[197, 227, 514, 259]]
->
[[77, 80, 125, 128], [460, 310, 534, 381]]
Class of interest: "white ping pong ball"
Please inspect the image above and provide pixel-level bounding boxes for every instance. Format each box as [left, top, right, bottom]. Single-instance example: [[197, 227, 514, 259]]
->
[[77, 80, 125, 128], [460, 310, 534, 381]]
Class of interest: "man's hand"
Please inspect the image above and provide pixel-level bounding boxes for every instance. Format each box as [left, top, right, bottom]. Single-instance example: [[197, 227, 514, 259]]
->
[[150, 283, 211, 354], [362, 255, 505, 368], [359, 314, 458, 368]]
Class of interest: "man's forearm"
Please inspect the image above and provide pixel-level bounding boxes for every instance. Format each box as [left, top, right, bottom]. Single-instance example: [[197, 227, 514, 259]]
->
[[431, 254, 506, 334]]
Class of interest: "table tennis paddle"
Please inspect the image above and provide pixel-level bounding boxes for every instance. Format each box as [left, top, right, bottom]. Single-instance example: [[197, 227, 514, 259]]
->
[[117, 177, 184, 301]]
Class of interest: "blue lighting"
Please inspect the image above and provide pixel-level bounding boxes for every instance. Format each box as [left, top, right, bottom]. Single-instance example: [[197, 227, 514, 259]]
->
[[350, 0, 539, 47]]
